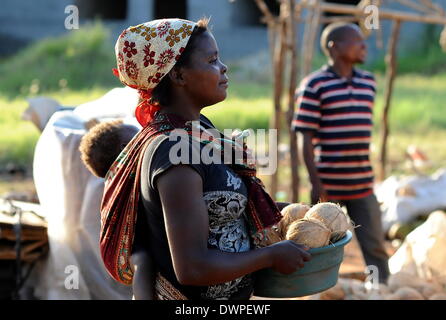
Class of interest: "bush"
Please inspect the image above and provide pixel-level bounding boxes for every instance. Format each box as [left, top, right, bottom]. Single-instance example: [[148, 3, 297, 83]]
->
[[0, 22, 120, 98]]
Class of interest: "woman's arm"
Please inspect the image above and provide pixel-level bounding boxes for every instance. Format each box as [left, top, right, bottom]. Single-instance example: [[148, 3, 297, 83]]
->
[[157, 165, 311, 286], [130, 250, 156, 300]]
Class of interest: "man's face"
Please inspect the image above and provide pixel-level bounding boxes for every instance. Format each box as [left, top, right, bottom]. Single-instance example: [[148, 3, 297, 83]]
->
[[334, 27, 367, 64]]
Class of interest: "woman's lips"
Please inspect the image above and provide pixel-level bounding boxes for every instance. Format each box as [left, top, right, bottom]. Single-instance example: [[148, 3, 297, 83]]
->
[[219, 80, 229, 88]]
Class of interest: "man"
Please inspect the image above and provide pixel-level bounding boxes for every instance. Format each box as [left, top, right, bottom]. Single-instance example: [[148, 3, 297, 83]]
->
[[292, 22, 389, 283]]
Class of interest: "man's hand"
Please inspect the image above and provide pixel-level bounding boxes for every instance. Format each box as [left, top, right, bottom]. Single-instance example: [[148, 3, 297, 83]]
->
[[311, 181, 328, 204]]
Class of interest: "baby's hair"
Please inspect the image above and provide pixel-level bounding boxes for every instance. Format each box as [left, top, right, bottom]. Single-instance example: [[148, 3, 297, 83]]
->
[[320, 22, 361, 57], [151, 17, 210, 107], [79, 120, 126, 178]]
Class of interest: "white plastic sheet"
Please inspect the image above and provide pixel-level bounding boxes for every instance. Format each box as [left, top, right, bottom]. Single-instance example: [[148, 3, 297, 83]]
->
[[32, 87, 140, 299], [389, 211, 446, 285], [375, 169, 446, 232]]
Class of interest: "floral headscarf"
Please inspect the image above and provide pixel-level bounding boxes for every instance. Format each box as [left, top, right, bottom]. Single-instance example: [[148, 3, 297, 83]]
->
[[113, 19, 197, 126]]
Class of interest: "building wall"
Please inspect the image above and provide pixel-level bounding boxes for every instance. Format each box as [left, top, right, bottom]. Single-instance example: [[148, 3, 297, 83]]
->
[[1, 0, 445, 61]]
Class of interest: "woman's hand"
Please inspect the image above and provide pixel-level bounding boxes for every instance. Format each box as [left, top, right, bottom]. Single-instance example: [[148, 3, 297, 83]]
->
[[267, 240, 312, 274], [157, 164, 297, 286]]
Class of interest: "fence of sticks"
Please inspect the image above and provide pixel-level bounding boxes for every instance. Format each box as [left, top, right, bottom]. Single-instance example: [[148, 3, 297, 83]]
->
[[251, 0, 446, 202]]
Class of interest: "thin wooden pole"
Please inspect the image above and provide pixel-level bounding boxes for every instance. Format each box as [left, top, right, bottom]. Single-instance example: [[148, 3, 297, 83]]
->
[[394, 0, 437, 15], [270, 8, 287, 200], [379, 19, 401, 181], [299, 0, 446, 25], [286, 0, 300, 203], [300, 0, 321, 79]]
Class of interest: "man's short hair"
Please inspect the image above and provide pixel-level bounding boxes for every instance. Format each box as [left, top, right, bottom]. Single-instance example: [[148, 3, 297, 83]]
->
[[79, 120, 126, 178], [320, 22, 362, 57]]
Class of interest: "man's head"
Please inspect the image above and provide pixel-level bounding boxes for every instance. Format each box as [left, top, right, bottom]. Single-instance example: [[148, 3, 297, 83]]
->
[[320, 22, 367, 64], [79, 120, 139, 178]]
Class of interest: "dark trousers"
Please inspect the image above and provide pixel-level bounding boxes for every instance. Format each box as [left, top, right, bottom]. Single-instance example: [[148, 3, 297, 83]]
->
[[340, 193, 390, 283]]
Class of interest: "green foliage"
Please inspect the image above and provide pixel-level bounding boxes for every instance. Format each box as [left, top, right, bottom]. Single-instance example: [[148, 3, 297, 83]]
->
[[0, 22, 120, 98], [370, 25, 446, 74]]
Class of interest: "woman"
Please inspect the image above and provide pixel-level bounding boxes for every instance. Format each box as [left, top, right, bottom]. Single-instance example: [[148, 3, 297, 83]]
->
[[100, 18, 311, 300]]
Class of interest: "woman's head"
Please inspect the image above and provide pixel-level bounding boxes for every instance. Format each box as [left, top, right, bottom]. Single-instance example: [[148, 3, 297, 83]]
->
[[152, 18, 228, 108], [114, 18, 227, 125]]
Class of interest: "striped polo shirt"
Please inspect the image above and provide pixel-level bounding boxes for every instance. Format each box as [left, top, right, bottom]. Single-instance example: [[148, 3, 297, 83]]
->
[[292, 65, 376, 201]]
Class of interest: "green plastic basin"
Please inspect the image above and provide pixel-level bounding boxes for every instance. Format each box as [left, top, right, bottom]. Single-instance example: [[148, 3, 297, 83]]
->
[[253, 230, 352, 298]]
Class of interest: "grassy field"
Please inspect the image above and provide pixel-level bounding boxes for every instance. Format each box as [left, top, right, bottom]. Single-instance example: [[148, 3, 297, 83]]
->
[[2, 73, 446, 172]]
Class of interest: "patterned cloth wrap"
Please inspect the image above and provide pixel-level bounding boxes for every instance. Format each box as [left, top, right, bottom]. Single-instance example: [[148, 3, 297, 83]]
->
[[100, 18, 283, 298]]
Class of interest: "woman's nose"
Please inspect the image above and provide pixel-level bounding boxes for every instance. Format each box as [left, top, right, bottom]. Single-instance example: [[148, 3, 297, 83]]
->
[[220, 61, 228, 74]]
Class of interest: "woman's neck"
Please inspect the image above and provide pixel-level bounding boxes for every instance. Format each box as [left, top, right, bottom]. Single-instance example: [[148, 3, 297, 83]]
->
[[160, 99, 202, 121]]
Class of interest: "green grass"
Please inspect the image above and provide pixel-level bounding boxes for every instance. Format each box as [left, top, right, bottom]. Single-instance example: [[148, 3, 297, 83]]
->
[[0, 22, 120, 98], [0, 88, 115, 169]]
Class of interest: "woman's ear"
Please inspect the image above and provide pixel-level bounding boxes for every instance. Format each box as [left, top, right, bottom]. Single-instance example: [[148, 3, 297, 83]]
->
[[168, 66, 186, 86]]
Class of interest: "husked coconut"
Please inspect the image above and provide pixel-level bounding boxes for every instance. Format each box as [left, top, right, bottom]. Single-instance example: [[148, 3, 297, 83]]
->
[[385, 287, 424, 300], [278, 203, 311, 237], [304, 202, 351, 242], [286, 219, 331, 248], [257, 225, 283, 247]]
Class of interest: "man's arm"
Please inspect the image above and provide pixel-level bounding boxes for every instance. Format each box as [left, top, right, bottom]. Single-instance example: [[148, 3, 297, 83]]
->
[[301, 131, 328, 204]]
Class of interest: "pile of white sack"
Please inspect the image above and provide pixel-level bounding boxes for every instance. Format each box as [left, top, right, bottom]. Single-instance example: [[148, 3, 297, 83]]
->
[[28, 87, 140, 299], [304, 210, 446, 300], [375, 169, 446, 232]]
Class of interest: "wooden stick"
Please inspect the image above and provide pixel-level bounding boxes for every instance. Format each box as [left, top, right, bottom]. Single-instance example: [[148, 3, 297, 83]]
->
[[254, 0, 276, 25], [419, 0, 445, 15], [286, 0, 300, 203], [379, 20, 401, 181], [301, 0, 321, 79], [320, 16, 360, 24], [269, 4, 287, 200], [299, 0, 446, 24], [394, 0, 436, 15]]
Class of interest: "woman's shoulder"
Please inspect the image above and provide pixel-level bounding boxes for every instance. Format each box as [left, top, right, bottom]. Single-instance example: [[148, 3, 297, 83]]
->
[[199, 114, 215, 128]]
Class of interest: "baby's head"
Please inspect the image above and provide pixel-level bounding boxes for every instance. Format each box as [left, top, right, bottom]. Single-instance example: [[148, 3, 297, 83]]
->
[[79, 120, 139, 178]]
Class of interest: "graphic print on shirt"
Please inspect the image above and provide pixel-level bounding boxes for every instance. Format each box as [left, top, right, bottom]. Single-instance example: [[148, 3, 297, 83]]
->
[[226, 170, 242, 191], [202, 190, 250, 299]]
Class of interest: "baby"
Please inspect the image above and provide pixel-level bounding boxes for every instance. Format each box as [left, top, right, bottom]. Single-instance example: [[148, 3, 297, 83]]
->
[[79, 120, 154, 300]]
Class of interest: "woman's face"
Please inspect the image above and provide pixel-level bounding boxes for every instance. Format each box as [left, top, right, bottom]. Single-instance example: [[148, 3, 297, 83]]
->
[[181, 31, 228, 107]]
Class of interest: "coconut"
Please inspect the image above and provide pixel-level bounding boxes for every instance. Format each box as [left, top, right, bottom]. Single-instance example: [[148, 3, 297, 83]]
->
[[278, 203, 311, 237], [286, 219, 331, 248], [385, 287, 424, 300], [257, 225, 283, 247], [304, 202, 351, 242]]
